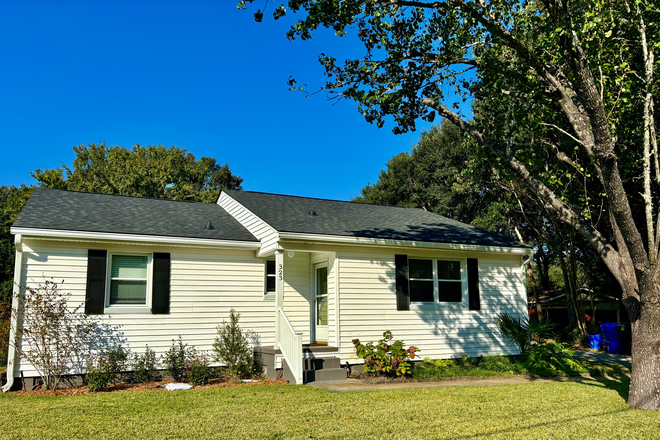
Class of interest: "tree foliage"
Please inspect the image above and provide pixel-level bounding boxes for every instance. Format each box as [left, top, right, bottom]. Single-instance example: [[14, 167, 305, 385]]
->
[[31, 142, 243, 203], [243, 0, 660, 410]]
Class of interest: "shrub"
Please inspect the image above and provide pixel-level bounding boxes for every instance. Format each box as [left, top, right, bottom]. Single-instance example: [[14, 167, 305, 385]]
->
[[495, 313, 553, 357], [479, 355, 518, 373], [187, 348, 212, 386], [553, 325, 583, 346], [132, 346, 158, 383], [85, 362, 109, 392], [103, 346, 129, 384], [352, 331, 418, 377], [456, 352, 474, 370], [524, 341, 587, 375], [12, 279, 90, 389], [212, 309, 253, 380], [84, 346, 129, 391], [163, 336, 189, 382]]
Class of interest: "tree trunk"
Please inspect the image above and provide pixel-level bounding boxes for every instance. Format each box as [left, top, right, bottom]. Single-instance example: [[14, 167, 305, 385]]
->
[[527, 265, 544, 320], [628, 298, 660, 410]]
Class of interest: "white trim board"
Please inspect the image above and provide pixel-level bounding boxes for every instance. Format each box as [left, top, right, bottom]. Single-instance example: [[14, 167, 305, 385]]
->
[[10, 227, 261, 250], [277, 232, 532, 255]]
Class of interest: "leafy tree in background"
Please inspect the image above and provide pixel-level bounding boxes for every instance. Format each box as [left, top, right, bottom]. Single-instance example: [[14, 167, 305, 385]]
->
[[31, 142, 243, 203], [354, 119, 521, 236], [243, 0, 660, 409], [0, 145, 242, 366]]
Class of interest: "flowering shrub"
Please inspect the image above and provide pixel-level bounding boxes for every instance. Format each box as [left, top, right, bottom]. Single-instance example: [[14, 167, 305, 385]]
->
[[352, 331, 418, 377]]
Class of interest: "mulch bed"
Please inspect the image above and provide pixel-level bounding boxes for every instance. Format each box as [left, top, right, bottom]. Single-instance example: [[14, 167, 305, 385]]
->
[[11, 378, 289, 397]]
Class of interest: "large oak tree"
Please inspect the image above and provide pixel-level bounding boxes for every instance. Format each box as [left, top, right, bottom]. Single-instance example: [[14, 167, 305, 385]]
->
[[242, 0, 660, 410]]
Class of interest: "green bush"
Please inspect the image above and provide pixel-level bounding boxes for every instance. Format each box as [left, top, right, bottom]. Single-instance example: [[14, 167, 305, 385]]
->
[[523, 341, 587, 375], [212, 309, 253, 380], [85, 362, 109, 392], [85, 346, 129, 391], [103, 346, 129, 384], [352, 331, 418, 377], [163, 336, 190, 382], [132, 346, 158, 383], [554, 325, 583, 346], [187, 349, 212, 386]]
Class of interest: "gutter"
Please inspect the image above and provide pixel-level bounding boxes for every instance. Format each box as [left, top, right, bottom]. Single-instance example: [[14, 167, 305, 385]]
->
[[10, 227, 261, 250], [3, 234, 23, 393], [278, 231, 532, 255]]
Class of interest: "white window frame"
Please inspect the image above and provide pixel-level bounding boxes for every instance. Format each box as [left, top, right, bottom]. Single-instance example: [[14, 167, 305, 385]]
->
[[409, 258, 467, 309], [104, 251, 153, 314], [264, 259, 276, 301]]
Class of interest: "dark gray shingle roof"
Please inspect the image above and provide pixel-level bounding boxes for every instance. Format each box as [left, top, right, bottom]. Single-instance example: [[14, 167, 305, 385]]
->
[[223, 190, 527, 248], [14, 188, 258, 242]]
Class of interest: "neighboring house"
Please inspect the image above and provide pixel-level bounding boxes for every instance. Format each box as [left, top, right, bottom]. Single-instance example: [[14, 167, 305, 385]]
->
[[4, 188, 531, 389]]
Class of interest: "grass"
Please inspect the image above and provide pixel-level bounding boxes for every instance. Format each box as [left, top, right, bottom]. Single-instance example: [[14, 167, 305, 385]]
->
[[0, 378, 657, 439]]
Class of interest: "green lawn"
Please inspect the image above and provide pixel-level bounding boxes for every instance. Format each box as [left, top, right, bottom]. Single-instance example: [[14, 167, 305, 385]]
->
[[0, 378, 656, 439]]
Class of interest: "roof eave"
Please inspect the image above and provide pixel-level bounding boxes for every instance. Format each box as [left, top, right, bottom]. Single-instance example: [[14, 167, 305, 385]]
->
[[11, 227, 261, 249], [277, 232, 533, 255]]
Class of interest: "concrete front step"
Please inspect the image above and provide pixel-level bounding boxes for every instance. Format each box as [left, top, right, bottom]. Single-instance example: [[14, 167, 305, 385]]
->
[[303, 367, 348, 383]]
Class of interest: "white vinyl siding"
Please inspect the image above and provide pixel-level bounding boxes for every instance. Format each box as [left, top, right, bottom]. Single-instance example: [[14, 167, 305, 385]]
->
[[15, 240, 275, 377], [336, 251, 526, 363], [217, 192, 279, 256]]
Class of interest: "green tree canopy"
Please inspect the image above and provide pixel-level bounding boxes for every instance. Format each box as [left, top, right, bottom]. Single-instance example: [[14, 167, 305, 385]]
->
[[354, 120, 518, 235], [31, 143, 243, 203]]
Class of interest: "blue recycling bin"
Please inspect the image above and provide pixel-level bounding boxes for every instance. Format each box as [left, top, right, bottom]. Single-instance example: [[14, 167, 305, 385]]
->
[[588, 334, 603, 350], [600, 323, 622, 354]]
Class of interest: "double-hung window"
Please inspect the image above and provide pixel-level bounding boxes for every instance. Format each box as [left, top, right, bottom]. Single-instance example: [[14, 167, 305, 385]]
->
[[107, 253, 152, 309], [409, 258, 464, 304]]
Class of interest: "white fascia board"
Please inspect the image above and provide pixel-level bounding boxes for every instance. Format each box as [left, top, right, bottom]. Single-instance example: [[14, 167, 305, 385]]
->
[[277, 232, 533, 255], [10, 227, 261, 249]]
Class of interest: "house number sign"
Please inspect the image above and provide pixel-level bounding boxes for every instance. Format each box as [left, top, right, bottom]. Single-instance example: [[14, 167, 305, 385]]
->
[[278, 264, 283, 281]]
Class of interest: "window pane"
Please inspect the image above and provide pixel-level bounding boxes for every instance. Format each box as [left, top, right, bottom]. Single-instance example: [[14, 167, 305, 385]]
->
[[110, 280, 147, 305], [409, 259, 433, 279], [437, 260, 461, 280], [266, 276, 276, 292], [438, 281, 462, 302], [266, 260, 275, 275], [316, 296, 328, 325], [317, 267, 327, 296], [111, 255, 148, 279], [410, 280, 434, 302]]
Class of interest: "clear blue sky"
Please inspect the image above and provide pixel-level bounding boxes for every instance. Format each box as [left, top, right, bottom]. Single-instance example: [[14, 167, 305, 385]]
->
[[0, 0, 471, 201]]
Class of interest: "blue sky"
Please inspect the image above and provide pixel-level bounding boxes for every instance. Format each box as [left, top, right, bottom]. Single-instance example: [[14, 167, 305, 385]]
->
[[0, 1, 470, 201]]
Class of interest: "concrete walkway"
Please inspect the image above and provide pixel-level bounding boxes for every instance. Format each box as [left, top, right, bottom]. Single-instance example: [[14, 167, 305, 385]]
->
[[572, 349, 632, 367], [308, 373, 626, 393]]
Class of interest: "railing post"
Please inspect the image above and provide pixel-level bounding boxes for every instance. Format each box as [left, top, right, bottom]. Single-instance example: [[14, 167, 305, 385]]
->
[[274, 249, 284, 349]]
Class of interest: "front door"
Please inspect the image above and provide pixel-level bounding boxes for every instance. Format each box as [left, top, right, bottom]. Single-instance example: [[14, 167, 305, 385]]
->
[[314, 265, 328, 344]]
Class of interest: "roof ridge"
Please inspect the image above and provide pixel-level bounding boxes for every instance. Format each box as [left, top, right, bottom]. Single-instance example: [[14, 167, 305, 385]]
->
[[34, 187, 213, 205], [224, 189, 428, 212]]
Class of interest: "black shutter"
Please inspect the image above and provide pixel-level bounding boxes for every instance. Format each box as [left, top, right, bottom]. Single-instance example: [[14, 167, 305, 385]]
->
[[85, 250, 107, 315], [467, 258, 480, 311], [395, 254, 410, 311], [152, 253, 171, 314]]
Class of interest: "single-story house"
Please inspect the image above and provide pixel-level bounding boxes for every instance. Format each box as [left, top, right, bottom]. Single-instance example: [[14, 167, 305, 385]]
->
[[4, 188, 531, 389]]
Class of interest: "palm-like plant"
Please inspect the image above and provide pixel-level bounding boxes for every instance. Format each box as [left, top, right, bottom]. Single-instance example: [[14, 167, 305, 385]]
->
[[496, 313, 553, 358]]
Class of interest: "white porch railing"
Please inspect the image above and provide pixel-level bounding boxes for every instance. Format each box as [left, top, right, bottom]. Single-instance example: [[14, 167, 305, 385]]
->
[[277, 307, 303, 384]]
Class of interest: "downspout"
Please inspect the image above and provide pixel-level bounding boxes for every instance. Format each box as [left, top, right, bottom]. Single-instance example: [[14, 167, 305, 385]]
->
[[3, 234, 23, 393]]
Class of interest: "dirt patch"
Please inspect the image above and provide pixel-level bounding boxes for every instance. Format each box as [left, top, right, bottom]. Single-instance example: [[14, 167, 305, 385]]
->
[[11, 378, 289, 397]]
